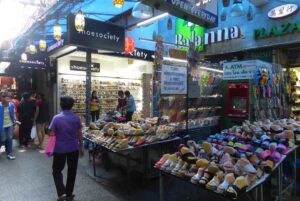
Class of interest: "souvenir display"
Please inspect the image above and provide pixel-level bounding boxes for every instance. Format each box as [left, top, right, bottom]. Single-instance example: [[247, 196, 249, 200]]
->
[[155, 118, 298, 199]]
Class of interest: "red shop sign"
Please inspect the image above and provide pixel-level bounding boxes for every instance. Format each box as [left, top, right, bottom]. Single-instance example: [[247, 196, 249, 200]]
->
[[0, 77, 13, 85], [268, 4, 298, 19]]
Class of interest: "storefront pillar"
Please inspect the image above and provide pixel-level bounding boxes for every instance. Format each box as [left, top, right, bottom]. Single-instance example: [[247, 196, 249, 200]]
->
[[86, 51, 92, 126]]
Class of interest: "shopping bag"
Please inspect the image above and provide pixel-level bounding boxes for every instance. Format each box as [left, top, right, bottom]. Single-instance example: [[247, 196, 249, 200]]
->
[[30, 125, 37, 139], [45, 135, 56, 158]]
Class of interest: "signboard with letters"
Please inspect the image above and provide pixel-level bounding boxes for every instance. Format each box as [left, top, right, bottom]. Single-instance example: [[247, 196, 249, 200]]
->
[[223, 60, 272, 80], [142, 0, 218, 28], [161, 65, 187, 94], [268, 4, 298, 19], [100, 48, 154, 61], [67, 15, 125, 52], [70, 60, 100, 72]]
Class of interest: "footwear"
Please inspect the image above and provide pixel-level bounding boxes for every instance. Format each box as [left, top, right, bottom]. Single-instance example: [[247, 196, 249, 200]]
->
[[234, 158, 257, 176], [171, 159, 184, 176], [191, 167, 204, 184], [199, 163, 220, 186], [206, 171, 224, 190], [66, 194, 75, 201], [57, 194, 66, 201], [217, 173, 235, 193], [225, 176, 248, 198], [154, 154, 170, 169], [7, 154, 16, 160]]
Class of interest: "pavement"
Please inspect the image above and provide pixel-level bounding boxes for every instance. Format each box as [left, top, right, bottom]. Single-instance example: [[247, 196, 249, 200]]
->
[[0, 140, 299, 201]]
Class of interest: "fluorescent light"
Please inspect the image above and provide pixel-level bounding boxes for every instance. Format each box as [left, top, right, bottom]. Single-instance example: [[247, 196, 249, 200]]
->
[[0, 62, 10, 71], [163, 57, 187, 63], [136, 13, 169, 27], [200, 66, 224, 73]]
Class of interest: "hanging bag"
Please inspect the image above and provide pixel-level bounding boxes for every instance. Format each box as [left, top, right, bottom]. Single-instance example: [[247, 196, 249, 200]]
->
[[45, 135, 56, 158]]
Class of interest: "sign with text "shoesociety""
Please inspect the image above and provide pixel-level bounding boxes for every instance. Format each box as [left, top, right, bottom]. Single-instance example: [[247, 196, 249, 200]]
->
[[67, 15, 125, 52], [70, 60, 100, 73]]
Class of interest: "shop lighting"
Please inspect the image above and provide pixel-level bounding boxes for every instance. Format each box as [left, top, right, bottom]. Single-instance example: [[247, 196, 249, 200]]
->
[[132, 2, 153, 19], [163, 57, 187, 63], [39, 39, 47, 51], [29, 44, 37, 54], [21, 53, 27, 61], [113, 0, 124, 8], [188, 22, 194, 27], [230, 0, 245, 17], [75, 10, 85, 32], [135, 13, 169, 28], [53, 23, 62, 41], [0, 62, 10, 71], [200, 66, 224, 73]]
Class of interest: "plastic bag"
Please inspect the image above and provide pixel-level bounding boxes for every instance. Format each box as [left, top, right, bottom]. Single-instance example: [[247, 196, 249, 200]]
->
[[30, 125, 37, 139], [45, 135, 56, 158]]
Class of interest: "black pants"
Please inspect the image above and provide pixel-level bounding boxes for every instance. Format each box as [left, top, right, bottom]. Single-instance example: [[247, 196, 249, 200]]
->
[[52, 151, 79, 197], [91, 110, 100, 122], [19, 120, 33, 146], [126, 111, 134, 122]]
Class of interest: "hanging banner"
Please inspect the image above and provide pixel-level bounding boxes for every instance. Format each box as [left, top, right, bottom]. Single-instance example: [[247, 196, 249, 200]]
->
[[142, 0, 218, 28], [67, 15, 125, 52], [161, 65, 187, 94]]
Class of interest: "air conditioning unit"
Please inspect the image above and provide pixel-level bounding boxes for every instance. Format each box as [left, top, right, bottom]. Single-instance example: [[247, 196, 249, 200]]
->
[[249, 0, 269, 6]]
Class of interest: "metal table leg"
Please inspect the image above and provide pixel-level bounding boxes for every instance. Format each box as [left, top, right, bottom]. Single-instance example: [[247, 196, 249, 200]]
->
[[92, 142, 97, 177], [293, 149, 297, 196], [278, 162, 283, 201], [159, 171, 164, 201], [260, 184, 263, 201]]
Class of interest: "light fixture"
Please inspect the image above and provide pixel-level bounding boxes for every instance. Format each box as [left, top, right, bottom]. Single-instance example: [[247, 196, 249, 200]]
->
[[135, 13, 169, 28], [29, 44, 37, 54], [200, 66, 224, 73], [124, 37, 135, 54], [247, 5, 254, 21], [230, 0, 244, 17], [167, 17, 172, 30], [21, 53, 27, 61], [187, 22, 194, 27], [39, 39, 47, 51], [163, 57, 187, 63], [75, 10, 85, 32], [132, 2, 153, 19], [53, 23, 62, 41], [113, 0, 124, 8]]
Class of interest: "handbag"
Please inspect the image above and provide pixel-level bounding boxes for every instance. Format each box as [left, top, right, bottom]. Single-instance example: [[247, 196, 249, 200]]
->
[[45, 135, 56, 158]]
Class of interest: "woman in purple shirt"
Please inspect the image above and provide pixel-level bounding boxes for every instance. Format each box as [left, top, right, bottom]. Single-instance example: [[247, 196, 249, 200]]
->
[[49, 96, 83, 201]]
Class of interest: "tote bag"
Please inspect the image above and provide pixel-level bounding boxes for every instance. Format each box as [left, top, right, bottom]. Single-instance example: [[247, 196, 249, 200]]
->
[[45, 135, 56, 158]]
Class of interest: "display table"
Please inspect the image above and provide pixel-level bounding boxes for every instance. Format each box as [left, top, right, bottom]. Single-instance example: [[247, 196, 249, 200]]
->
[[84, 135, 183, 183]]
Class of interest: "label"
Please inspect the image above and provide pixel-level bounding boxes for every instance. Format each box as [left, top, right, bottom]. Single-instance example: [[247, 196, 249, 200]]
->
[[70, 60, 100, 72], [161, 65, 187, 94], [47, 39, 64, 53], [254, 22, 300, 40], [268, 4, 298, 19]]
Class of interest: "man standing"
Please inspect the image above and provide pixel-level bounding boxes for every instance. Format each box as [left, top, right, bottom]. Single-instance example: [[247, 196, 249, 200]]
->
[[0, 92, 16, 160], [18, 92, 36, 149], [124, 91, 136, 122]]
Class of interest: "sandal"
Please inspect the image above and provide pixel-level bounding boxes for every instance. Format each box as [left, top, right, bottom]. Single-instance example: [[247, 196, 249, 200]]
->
[[191, 167, 204, 184], [199, 162, 220, 186], [154, 154, 170, 169], [225, 176, 248, 198], [217, 173, 235, 193], [234, 158, 257, 176], [206, 171, 224, 190], [196, 159, 209, 168], [171, 159, 184, 176], [185, 164, 198, 178]]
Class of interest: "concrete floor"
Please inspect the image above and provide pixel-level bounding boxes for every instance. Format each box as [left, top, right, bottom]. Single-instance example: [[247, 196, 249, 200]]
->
[[0, 141, 299, 201]]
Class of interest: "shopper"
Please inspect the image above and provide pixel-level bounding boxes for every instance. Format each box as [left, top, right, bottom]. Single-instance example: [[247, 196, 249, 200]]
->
[[18, 92, 36, 149], [124, 91, 136, 122], [90, 90, 101, 122], [0, 92, 16, 160], [117, 90, 127, 115], [36, 93, 49, 150], [49, 96, 83, 201]]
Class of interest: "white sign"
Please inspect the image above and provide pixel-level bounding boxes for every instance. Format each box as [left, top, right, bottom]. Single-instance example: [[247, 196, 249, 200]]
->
[[223, 60, 272, 80], [161, 65, 187, 94], [268, 4, 298, 19]]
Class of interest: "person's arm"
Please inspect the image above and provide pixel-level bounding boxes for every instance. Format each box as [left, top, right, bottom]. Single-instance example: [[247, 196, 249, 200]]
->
[[77, 128, 83, 157]]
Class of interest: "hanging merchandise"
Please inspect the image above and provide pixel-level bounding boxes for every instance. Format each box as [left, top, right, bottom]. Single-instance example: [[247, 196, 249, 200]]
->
[[21, 53, 27, 61], [29, 44, 37, 54], [113, 0, 124, 8], [75, 10, 85, 32], [53, 23, 62, 41], [124, 37, 135, 54], [39, 39, 47, 51]]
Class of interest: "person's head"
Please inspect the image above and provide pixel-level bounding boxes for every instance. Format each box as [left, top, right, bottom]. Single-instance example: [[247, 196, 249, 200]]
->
[[60, 96, 74, 111], [29, 90, 36, 99], [92, 90, 97, 98], [118, 90, 124, 98], [1, 92, 11, 105], [124, 91, 130, 97], [22, 92, 30, 101]]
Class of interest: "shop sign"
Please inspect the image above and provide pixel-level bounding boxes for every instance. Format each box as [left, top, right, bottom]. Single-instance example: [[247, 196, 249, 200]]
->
[[268, 4, 298, 19], [161, 65, 187, 94], [67, 15, 125, 52], [47, 39, 64, 53], [254, 22, 300, 40], [175, 23, 241, 50], [70, 60, 100, 72], [98, 48, 154, 61], [223, 60, 271, 80], [142, 0, 218, 27], [18, 59, 46, 68]]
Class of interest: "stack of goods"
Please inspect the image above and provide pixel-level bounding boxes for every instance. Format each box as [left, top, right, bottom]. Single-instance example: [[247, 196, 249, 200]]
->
[[155, 118, 297, 199], [85, 121, 176, 151]]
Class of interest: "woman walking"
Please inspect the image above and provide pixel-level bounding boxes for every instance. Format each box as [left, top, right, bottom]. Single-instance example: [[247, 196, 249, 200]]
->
[[36, 93, 49, 150], [90, 90, 101, 122], [49, 96, 83, 201]]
